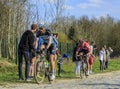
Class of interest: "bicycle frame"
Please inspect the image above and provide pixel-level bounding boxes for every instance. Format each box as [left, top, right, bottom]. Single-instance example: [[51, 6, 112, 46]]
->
[[34, 50, 52, 84]]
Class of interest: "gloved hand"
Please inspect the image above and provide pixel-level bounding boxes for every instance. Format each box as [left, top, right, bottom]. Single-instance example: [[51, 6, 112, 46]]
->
[[32, 52, 36, 57], [31, 50, 36, 57], [44, 48, 47, 54], [36, 50, 40, 54]]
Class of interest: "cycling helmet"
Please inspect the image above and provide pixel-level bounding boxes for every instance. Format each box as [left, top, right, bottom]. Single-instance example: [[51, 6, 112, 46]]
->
[[45, 29, 52, 36], [79, 38, 84, 43], [38, 24, 46, 30]]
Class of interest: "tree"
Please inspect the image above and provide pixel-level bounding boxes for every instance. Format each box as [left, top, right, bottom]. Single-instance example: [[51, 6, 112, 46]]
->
[[68, 26, 75, 40]]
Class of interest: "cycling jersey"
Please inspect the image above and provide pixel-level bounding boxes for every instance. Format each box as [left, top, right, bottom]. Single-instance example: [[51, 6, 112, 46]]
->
[[77, 41, 90, 54], [44, 35, 55, 45], [37, 35, 57, 55]]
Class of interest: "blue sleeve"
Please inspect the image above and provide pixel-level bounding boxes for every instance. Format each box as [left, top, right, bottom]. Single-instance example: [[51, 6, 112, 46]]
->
[[37, 37, 43, 51]]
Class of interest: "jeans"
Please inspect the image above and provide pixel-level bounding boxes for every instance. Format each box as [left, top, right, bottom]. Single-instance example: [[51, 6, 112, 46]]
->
[[99, 60, 103, 71], [18, 49, 30, 79], [75, 61, 81, 75], [105, 59, 108, 69], [58, 63, 62, 76]]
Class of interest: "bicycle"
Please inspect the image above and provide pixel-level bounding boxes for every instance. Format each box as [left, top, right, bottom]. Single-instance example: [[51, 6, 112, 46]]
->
[[80, 54, 88, 79], [34, 50, 52, 84]]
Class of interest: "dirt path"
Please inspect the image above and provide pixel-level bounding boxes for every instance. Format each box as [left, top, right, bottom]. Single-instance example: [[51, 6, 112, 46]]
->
[[0, 71, 120, 89]]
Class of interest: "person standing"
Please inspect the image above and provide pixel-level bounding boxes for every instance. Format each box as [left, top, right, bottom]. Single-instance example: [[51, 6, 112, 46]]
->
[[29, 34, 38, 78], [89, 41, 95, 74], [105, 47, 113, 69], [98, 47, 106, 72], [18, 24, 38, 81], [73, 43, 82, 77]]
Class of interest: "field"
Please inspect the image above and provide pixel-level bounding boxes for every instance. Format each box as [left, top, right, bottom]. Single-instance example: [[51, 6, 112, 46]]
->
[[0, 57, 120, 83]]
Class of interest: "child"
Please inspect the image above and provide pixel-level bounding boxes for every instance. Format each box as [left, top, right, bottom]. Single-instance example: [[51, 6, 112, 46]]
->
[[57, 53, 68, 77]]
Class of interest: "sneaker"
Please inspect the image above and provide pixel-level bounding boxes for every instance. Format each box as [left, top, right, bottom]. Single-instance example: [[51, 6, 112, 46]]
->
[[19, 78, 24, 81], [26, 78, 32, 82], [86, 71, 89, 76], [89, 71, 93, 74], [50, 74, 55, 81], [58, 74, 62, 77], [29, 76, 34, 79]]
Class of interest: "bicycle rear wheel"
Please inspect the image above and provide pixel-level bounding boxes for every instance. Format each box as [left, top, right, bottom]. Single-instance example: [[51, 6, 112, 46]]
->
[[80, 62, 84, 79], [34, 59, 45, 84]]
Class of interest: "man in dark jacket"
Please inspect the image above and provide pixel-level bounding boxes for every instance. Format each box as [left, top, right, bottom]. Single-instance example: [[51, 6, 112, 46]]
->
[[18, 24, 38, 81]]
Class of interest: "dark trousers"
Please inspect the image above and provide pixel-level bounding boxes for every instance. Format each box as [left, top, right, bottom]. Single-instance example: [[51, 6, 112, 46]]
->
[[99, 60, 103, 71], [18, 49, 30, 79], [105, 59, 108, 69], [58, 63, 62, 76]]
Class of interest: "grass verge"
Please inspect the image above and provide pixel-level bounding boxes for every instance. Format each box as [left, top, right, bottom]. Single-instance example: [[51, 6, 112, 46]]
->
[[0, 58, 120, 83]]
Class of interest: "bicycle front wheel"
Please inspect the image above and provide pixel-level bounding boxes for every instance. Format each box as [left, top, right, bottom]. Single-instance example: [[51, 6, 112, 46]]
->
[[34, 59, 45, 84]]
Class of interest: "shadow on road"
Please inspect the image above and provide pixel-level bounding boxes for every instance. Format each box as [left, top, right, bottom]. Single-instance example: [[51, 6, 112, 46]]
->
[[79, 83, 120, 86]]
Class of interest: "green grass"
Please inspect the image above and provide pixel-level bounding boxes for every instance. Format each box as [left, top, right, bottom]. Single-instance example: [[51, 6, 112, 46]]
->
[[0, 58, 120, 83], [58, 58, 120, 79]]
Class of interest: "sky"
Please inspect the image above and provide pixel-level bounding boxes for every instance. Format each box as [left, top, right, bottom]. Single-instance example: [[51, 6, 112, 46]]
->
[[64, 0, 120, 19], [29, 0, 120, 21]]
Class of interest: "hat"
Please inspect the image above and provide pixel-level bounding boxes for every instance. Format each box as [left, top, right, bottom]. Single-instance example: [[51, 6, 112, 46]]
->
[[63, 53, 69, 58]]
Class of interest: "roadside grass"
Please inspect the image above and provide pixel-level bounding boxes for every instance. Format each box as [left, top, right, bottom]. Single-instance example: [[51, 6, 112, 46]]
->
[[57, 57, 120, 79], [0, 57, 120, 83]]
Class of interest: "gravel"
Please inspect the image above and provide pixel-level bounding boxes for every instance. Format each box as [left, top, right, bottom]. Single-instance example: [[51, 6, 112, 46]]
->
[[0, 71, 120, 89]]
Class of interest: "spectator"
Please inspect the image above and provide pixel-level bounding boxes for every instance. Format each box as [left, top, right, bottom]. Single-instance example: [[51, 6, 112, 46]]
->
[[73, 43, 82, 77], [98, 47, 106, 72], [105, 47, 113, 69], [89, 41, 95, 74], [53, 33, 59, 61], [57, 54, 68, 77], [18, 24, 38, 81], [89, 54, 95, 74], [29, 35, 38, 78], [103, 45, 107, 70]]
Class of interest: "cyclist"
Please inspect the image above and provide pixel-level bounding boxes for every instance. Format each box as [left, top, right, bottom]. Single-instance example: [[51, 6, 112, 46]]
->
[[36, 25, 57, 80], [76, 39, 90, 76]]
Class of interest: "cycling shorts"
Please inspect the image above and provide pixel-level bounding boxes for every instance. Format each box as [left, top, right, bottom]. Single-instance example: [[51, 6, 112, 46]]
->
[[47, 43, 56, 55]]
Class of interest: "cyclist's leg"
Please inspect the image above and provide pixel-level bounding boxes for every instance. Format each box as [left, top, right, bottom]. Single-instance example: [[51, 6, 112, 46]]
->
[[29, 56, 36, 77], [49, 44, 56, 80]]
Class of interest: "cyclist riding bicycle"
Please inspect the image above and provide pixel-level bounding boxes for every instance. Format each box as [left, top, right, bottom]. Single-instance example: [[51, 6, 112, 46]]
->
[[36, 24, 57, 81], [76, 39, 90, 76]]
